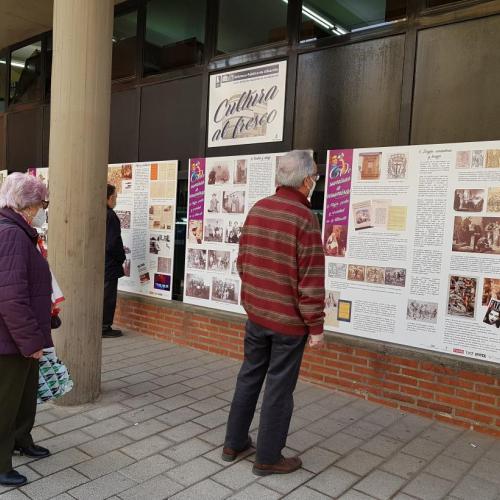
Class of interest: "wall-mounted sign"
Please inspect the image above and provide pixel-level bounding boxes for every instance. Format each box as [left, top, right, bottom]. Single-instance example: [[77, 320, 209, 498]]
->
[[207, 61, 287, 148]]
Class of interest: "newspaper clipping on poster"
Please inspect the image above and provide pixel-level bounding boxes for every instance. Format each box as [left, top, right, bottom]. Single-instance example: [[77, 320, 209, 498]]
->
[[322, 141, 500, 364], [207, 61, 287, 148], [108, 161, 178, 300], [184, 153, 283, 313]]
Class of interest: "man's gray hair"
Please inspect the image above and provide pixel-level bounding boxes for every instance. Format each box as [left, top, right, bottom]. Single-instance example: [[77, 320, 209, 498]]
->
[[276, 150, 315, 188]]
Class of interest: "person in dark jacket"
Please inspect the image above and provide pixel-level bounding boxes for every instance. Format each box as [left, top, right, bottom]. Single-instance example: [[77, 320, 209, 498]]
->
[[103, 184, 126, 338], [0, 173, 52, 487]]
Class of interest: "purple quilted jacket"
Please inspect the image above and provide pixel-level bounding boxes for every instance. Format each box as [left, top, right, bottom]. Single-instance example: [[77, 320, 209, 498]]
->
[[0, 207, 53, 356]]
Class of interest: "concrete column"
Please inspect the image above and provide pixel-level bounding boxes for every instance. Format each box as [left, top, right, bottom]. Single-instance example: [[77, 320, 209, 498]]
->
[[48, 0, 114, 405]]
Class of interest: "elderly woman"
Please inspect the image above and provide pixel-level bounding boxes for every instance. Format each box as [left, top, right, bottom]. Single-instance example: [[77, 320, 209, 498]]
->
[[0, 173, 52, 487]]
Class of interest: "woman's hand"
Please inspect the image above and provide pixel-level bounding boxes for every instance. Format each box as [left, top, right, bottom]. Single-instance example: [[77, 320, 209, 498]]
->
[[30, 349, 44, 360]]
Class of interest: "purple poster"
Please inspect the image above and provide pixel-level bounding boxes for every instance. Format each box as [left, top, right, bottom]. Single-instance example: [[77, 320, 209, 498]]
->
[[323, 149, 353, 257], [188, 158, 206, 245]]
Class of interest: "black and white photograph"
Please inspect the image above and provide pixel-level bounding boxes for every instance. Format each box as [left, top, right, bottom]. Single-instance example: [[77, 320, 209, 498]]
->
[[231, 252, 239, 275], [456, 151, 471, 169], [385, 267, 406, 287], [149, 234, 171, 256], [157, 256, 172, 274], [482, 277, 500, 306], [234, 159, 247, 184], [483, 299, 500, 328], [452, 216, 500, 254], [225, 220, 242, 244], [207, 192, 221, 213], [453, 189, 485, 212], [116, 210, 131, 229], [328, 262, 347, 279], [212, 278, 239, 305], [447, 275, 477, 318], [187, 249, 207, 270], [207, 162, 231, 185], [207, 250, 231, 272], [324, 290, 340, 328], [347, 265, 366, 282], [366, 266, 385, 284], [204, 219, 224, 243], [407, 300, 438, 324], [185, 273, 211, 300], [222, 191, 246, 214], [472, 150, 485, 168]]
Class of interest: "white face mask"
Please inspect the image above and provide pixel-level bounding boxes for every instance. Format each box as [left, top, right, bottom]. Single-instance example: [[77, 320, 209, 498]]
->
[[31, 208, 47, 228]]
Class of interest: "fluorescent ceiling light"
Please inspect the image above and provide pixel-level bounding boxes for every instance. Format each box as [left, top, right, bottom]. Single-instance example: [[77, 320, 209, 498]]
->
[[0, 59, 26, 68], [282, 0, 348, 36]]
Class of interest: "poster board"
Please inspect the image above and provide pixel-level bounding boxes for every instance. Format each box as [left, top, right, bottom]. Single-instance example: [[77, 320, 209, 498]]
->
[[0, 170, 7, 187], [27, 167, 49, 242], [184, 153, 283, 313], [322, 141, 500, 363], [108, 161, 178, 300], [207, 61, 287, 148]]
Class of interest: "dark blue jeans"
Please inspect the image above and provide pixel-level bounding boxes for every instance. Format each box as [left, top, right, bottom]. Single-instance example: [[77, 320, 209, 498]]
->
[[224, 320, 307, 464]]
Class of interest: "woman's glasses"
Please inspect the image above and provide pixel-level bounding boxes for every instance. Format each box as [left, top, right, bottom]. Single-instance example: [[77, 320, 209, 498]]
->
[[41, 200, 49, 209]]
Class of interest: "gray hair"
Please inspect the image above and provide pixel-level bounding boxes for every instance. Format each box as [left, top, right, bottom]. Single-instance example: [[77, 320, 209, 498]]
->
[[0, 172, 48, 211], [276, 150, 315, 188]]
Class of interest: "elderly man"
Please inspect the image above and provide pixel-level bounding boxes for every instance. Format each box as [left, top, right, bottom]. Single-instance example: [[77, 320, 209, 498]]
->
[[222, 150, 325, 475]]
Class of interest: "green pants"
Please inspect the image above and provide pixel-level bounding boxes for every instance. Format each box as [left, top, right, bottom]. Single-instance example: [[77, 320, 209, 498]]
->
[[0, 355, 38, 473]]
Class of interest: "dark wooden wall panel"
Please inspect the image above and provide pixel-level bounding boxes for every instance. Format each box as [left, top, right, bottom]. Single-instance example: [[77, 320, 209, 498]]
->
[[412, 15, 500, 145], [6, 108, 43, 172], [139, 76, 204, 170], [0, 114, 6, 171], [294, 36, 405, 160], [109, 89, 140, 164]]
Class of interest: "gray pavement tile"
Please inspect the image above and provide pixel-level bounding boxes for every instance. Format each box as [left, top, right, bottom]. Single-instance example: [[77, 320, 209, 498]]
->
[[152, 383, 193, 399], [306, 465, 360, 497], [13, 465, 41, 483], [257, 468, 314, 494], [293, 402, 334, 422], [119, 454, 176, 482], [120, 418, 170, 440], [315, 393, 357, 411], [31, 426, 54, 442], [82, 416, 130, 438], [121, 435, 173, 460], [336, 449, 384, 476], [203, 446, 255, 466], [44, 414, 95, 435], [362, 407, 403, 427], [0, 490, 31, 499], [330, 405, 371, 424], [101, 369, 130, 382], [194, 409, 230, 429], [178, 366, 212, 378], [82, 403, 129, 421], [189, 396, 229, 414], [343, 421, 384, 440], [119, 475, 183, 500], [38, 430, 93, 454], [300, 446, 341, 473], [282, 485, 331, 499], [308, 416, 348, 437], [166, 456, 222, 486], [380, 452, 426, 479], [120, 372, 158, 385], [161, 421, 208, 442], [230, 483, 282, 499], [73, 450, 135, 479], [153, 374, 189, 387], [29, 447, 91, 476], [185, 385, 225, 400], [484, 441, 500, 462], [288, 415, 311, 433], [121, 404, 166, 423], [360, 435, 404, 458], [101, 380, 129, 392], [401, 438, 445, 461], [338, 490, 378, 500], [198, 424, 227, 446], [163, 437, 216, 463], [392, 495, 420, 500], [120, 392, 164, 409], [183, 374, 219, 389], [450, 475, 500, 500], [213, 378, 237, 391], [286, 429, 324, 452], [156, 406, 202, 426], [424, 455, 471, 482], [468, 457, 500, 485], [98, 390, 129, 404], [403, 472, 454, 500], [322, 432, 364, 455], [354, 470, 407, 500], [420, 424, 464, 446], [155, 394, 198, 411], [77, 432, 133, 457], [34, 410, 59, 426], [119, 363, 158, 375], [213, 460, 258, 490], [68, 471, 137, 500], [442, 438, 490, 463], [171, 478, 232, 500], [20, 468, 88, 500], [121, 381, 162, 396]]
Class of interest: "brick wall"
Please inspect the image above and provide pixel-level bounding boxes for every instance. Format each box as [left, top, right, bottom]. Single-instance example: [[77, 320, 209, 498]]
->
[[116, 294, 500, 438]]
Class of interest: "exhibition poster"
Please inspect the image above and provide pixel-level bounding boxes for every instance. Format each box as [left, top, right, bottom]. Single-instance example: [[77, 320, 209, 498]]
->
[[184, 153, 283, 313], [108, 161, 178, 300], [27, 167, 49, 242], [0, 170, 7, 186], [322, 141, 500, 363], [207, 61, 287, 148]]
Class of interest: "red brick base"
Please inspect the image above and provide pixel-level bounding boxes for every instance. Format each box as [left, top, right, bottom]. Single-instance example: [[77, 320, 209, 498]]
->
[[116, 294, 500, 438]]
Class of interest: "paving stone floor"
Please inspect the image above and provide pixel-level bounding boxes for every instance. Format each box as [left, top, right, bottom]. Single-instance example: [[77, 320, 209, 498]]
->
[[1, 331, 500, 500]]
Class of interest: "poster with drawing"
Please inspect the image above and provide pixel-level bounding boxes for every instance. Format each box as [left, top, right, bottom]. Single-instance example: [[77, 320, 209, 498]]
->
[[108, 161, 178, 300], [323, 141, 500, 364], [184, 153, 282, 313], [207, 61, 287, 148]]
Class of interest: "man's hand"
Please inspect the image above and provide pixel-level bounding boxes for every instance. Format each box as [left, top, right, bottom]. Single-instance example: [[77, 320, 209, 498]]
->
[[308, 333, 325, 350], [30, 349, 44, 360]]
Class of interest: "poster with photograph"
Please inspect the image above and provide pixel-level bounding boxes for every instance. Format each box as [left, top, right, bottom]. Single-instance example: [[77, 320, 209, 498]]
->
[[207, 61, 287, 148], [184, 153, 282, 313], [108, 161, 178, 300], [323, 140, 500, 364], [27, 168, 49, 243], [0, 170, 7, 187]]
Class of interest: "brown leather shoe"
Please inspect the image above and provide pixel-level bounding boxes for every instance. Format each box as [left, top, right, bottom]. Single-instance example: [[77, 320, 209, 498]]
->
[[253, 455, 302, 476], [221, 436, 253, 462]]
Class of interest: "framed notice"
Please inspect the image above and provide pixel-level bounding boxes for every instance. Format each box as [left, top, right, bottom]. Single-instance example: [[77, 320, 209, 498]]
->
[[322, 141, 500, 364], [207, 61, 287, 148], [108, 161, 178, 301]]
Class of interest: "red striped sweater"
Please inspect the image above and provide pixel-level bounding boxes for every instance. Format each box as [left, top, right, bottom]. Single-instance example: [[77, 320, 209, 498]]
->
[[237, 186, 325, 336]]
